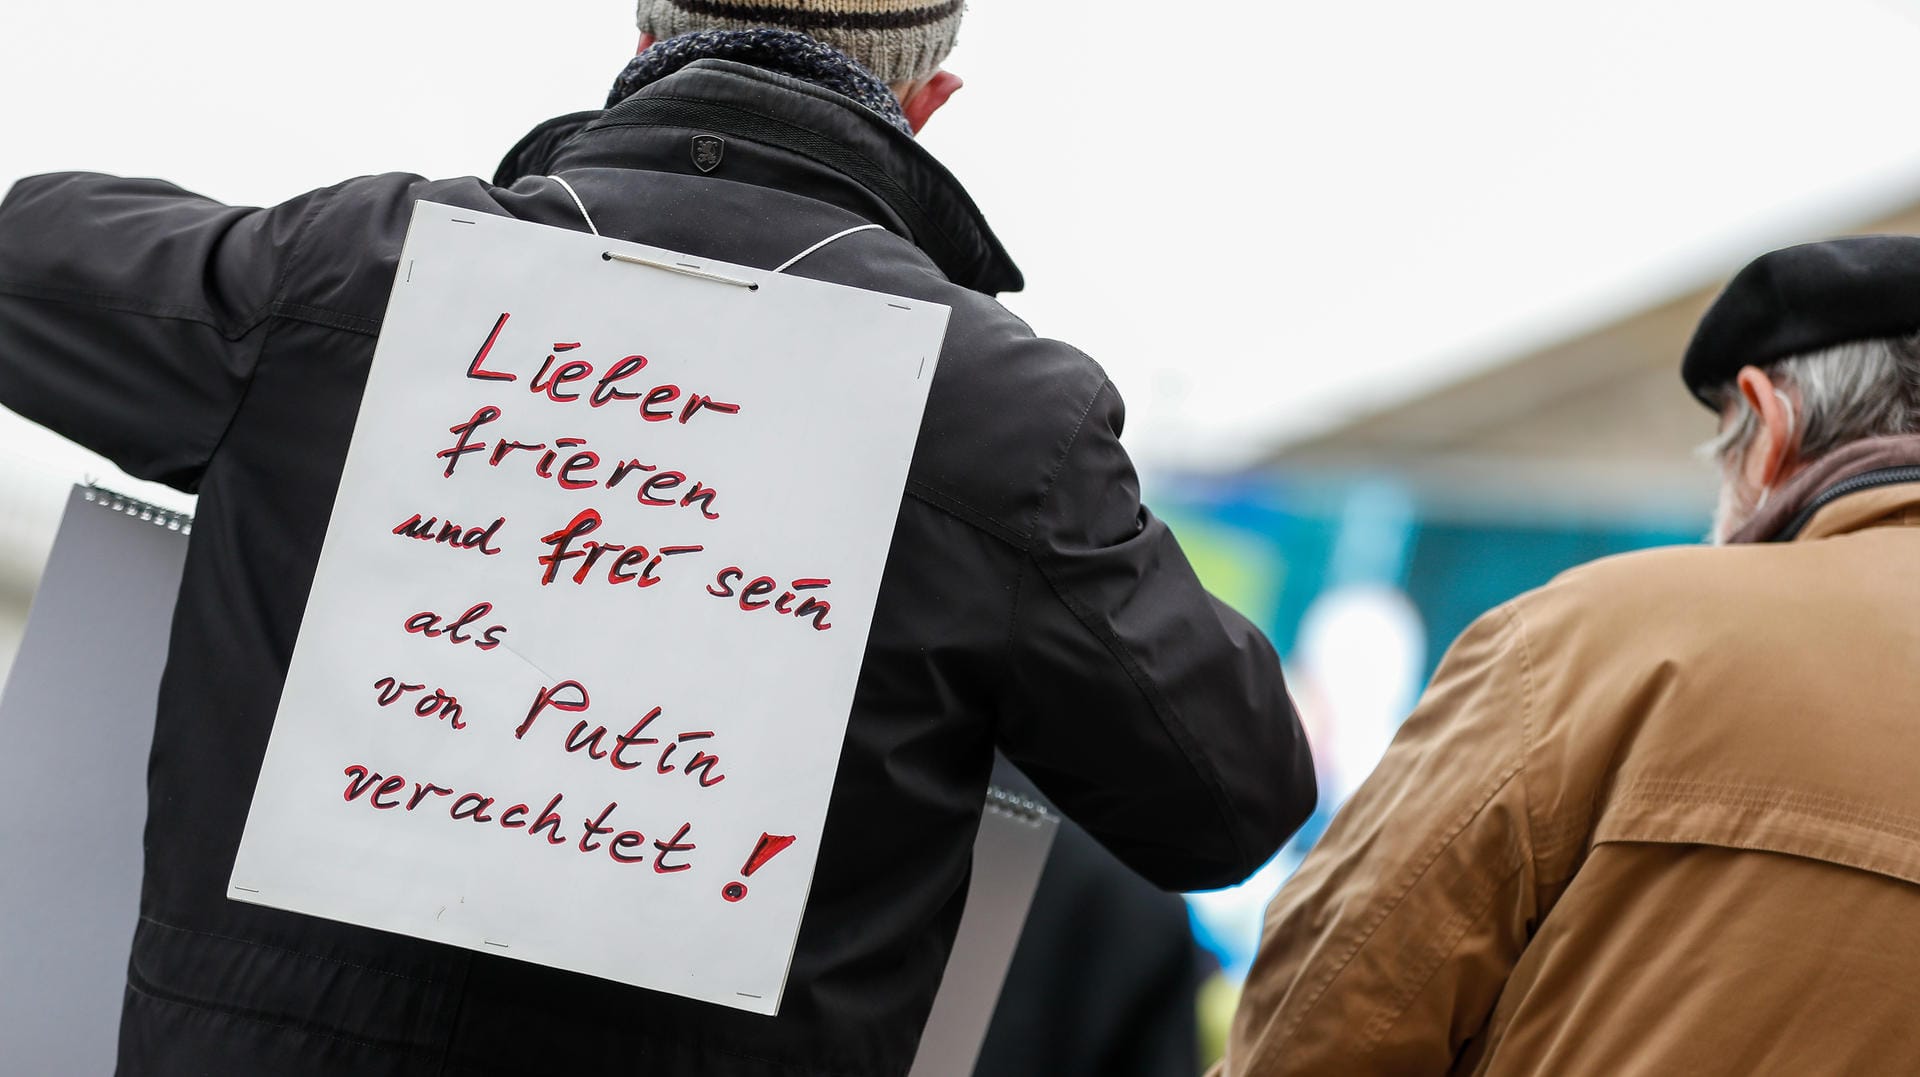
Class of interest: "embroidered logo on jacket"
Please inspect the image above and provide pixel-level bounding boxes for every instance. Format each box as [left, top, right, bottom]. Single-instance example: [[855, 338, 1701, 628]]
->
[[691, 135, 726, 174]]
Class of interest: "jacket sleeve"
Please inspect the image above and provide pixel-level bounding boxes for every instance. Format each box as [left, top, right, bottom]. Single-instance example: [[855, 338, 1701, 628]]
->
[[0, 172, 319, 490], [994, 377, 1316, 892], [1223, 604, 1540, 1075]]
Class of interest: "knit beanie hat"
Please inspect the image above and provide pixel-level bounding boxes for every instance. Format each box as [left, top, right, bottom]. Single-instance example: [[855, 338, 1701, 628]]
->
[[634, 1, 964, 84]]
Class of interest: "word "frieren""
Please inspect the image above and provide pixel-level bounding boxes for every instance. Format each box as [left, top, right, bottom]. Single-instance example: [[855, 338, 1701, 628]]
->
[[436, 406, 722, 520]]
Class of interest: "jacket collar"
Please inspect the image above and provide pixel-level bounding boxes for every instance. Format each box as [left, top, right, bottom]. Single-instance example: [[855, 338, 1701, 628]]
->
[[1729, 433, 1920, 542], [495, 59, 1023, 296], [1793, 478, 1920, 542]]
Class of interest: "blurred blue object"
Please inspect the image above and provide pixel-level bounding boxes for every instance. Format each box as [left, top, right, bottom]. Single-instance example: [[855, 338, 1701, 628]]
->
[[1162, 472, 1704, 979]]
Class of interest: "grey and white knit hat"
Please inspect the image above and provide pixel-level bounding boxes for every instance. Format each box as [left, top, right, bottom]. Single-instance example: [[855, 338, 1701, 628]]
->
[[635, 1, 964, 84]]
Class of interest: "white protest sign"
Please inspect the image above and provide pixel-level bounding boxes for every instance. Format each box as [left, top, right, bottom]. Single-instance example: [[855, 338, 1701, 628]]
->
[[230, 201, 948, 1014]]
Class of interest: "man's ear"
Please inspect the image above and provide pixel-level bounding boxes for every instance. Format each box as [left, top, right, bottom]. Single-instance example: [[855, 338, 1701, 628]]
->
[[901, 70, 963, 133], [637, 33, 655, 55], [1736, 365, 1799, 487]]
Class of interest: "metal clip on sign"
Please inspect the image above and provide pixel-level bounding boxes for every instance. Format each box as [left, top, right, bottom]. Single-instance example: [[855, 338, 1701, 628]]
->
[[601, 249, 761, 290]]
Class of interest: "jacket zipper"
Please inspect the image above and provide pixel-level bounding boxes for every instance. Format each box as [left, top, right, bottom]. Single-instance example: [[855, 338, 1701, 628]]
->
[[1771, 465, 1920, 541]]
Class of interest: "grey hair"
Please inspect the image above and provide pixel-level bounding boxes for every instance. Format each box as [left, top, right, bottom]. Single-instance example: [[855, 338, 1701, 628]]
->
[[1703, 332, 1920, 466]]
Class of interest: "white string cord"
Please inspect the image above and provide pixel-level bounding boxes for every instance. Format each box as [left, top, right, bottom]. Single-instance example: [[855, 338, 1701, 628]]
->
[[557, 175, 886, 290], [546, 174, 600, 237], [771, 223, 887, 274]]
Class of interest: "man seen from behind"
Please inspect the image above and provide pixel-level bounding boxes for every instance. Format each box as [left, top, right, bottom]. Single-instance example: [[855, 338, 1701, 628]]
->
[[0, 4, 1318, 1074]]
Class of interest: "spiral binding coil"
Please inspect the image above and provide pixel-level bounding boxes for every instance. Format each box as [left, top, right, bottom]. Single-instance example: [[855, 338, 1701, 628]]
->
[[984, 786, 1055, 828], [82, 485, 194, 536]]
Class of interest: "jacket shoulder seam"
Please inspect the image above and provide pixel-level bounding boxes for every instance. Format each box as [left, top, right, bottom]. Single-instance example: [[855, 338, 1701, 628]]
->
[[269, 299, 381, 337], [1504, 604, 1545, 892], [201, 187, 337, 468], [1358, 855, 1531, 1052], [0, 277, 233, 335], [0, 209, 380, 344], [904, 479, 1029, 548], [1590, 822, 1920, 889], [1607, 778, 1920, 842], [1019, 372, 1110, 554], [1352, 608, 1533, 1052], [1276, 731, 1527, 1046]]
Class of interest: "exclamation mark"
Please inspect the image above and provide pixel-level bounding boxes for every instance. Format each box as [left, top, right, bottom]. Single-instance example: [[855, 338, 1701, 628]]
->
[[721, 833, 796, 903]]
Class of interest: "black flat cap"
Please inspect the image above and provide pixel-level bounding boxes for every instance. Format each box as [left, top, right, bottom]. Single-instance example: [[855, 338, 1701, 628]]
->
[[1682, 235, 1920, 407]]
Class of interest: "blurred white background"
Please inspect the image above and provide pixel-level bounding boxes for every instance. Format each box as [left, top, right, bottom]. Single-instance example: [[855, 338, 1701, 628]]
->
[[9, 1, 1920, 482]]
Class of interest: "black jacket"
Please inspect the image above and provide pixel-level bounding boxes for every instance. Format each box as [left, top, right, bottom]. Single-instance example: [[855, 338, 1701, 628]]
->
[[0, 61, 1314, 1076]]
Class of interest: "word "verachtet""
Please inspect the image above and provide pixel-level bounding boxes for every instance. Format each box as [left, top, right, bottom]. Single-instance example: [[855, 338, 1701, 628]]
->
[[341, 763, 696, 871]]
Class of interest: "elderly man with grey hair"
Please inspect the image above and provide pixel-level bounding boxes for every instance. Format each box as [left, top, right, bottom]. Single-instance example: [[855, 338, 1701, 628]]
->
[[1217, 235, 1920, 1076]]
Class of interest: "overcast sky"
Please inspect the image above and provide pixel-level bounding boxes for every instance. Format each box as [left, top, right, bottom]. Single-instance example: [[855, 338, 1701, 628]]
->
[[8, 0, 1920, 490]]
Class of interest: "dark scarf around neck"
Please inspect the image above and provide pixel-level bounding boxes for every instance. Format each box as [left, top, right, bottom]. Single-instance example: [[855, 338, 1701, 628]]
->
[[607, 28, 913, 136], [1728, 433, 1920, 543]]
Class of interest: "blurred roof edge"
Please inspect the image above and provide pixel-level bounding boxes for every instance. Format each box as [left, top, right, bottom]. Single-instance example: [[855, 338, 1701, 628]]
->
[[1255, 194, 1920, 521]]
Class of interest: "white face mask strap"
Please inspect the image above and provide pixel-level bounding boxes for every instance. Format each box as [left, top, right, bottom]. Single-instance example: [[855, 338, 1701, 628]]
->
[[1756, 387, 1800, 509]]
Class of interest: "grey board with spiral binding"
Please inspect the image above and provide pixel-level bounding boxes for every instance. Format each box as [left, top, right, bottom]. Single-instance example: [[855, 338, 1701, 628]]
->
[[0, 486, 191, 1075]]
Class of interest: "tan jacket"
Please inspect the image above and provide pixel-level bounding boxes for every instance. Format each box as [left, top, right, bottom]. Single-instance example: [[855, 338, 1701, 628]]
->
[[1223, 484, 1920, 1075]]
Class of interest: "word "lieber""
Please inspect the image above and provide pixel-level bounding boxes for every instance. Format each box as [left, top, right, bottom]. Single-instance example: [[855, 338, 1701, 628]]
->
[[465, 312, 741, 423]]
